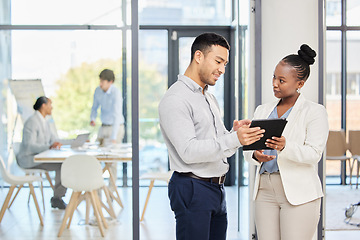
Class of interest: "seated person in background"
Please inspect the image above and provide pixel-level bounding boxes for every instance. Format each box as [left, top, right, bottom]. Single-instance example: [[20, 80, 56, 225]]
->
[[17, 96, 67, 209]]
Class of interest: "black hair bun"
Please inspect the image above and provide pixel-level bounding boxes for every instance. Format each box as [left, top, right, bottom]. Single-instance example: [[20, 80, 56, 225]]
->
[[298, 44, 316, 65], [33, 96, 48, 110]]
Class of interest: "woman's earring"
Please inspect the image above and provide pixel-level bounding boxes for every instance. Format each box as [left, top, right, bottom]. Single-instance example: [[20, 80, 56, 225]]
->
[[297, 88, 300, 93]]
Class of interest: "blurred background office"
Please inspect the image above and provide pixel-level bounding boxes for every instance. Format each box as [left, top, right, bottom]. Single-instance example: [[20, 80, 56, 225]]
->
[[0, 0, 360, 240]]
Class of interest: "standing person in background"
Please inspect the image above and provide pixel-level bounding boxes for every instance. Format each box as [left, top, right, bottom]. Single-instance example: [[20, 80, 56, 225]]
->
[[90, 69, 125, 191], [159, 32, 265, 240], [244, 44, 329, 240], [17, 96, 67, 209]]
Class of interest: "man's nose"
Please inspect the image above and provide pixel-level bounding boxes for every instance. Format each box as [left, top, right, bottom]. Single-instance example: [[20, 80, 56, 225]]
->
[[219, 64, 226, 74]]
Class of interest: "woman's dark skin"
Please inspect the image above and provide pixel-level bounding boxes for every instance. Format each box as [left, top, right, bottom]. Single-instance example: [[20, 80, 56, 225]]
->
[[254, 60, 305, 163]]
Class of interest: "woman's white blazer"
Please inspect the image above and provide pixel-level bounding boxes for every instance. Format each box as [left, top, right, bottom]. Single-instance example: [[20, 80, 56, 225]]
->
[[244, 94, 329, 205]]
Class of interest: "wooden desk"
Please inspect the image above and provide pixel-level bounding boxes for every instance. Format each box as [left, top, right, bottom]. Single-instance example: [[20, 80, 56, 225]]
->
[[34, 145, 132, 217], [34, 148, 132, 163]]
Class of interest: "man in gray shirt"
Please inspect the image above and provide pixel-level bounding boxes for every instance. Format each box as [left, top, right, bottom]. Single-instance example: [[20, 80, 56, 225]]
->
[[159, 33, 264, 240]]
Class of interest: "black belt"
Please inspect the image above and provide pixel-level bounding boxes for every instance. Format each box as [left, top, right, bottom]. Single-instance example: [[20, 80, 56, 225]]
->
[[178, 172, 226, 185], [102, 124, 112, 127]]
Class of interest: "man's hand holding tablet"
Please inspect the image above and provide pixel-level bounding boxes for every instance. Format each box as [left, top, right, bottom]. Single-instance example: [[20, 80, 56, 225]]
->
[[242, 118, 288, 151], [236, 120, 265, 146]]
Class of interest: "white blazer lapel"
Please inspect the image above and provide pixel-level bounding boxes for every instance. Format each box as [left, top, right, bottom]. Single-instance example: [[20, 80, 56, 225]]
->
[[256, 100, 279, 119], [282, 94, 306, 137]]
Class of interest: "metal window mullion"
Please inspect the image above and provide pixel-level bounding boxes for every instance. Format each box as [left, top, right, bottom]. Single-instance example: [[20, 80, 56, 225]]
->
[[340, 0, 347, 185], [318, 0, 325, 239], [131, 0, 140, 239], [255, 0, 262, 107], [0, 24, 129, 30], [121, 0, 129, 187], [341, 0, 346, 131]]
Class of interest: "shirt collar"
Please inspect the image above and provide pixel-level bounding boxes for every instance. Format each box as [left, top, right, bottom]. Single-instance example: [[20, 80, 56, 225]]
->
[[35, 110, 47, 125], [105, 84, 114, 95], [178, 75, 208, 93]]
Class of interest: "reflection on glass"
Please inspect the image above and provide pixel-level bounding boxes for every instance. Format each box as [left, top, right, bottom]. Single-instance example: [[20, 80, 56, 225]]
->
[[11, 0, 123, 25], [326, 31, 342, 180], [347, 0, 360, 26], [139, 30, 168, 176], [11, 30, 123, 140], [139, 0, 231, 26], [326, 31, 342, 131], [326, 0, 341, 26], [179, 37, 224, 117], [346, 31, 360, 131]]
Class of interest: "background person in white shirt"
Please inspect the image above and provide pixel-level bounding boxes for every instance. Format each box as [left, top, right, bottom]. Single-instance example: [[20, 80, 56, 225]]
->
[[90, 69, 125, 191], [17, 96, 67, 209]]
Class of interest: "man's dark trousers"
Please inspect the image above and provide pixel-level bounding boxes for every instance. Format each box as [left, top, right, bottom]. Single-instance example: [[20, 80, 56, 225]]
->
[[168, 171, 227, 240]]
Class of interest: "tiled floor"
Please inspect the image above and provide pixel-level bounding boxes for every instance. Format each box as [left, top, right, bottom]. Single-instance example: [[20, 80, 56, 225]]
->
[[0, 183, 359, 239]]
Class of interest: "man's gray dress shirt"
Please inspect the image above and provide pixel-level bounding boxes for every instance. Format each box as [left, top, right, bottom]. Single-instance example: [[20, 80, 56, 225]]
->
[[158, 75, 242, 178]]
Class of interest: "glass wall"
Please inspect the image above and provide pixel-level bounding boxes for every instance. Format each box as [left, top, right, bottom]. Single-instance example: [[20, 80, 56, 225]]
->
[[1, 0, 137, 238], [325, 30, 342, 178], [346, 31, 360, 131], [326, 0, 360, 184], [11, 30, 124, 139], [1, 0, 134, 185], [238, 0, 250, 186], [137, 1, 234, 180], [347, 0, 360, 26], [11, 0, 124, 25], [138, 30, 168, 176], [0, 0, 10, 162], [139, 0, 232, 25]]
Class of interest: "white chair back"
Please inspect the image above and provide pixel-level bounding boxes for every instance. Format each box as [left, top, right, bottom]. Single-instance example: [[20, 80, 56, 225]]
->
[[0, 156, 17, 184], [0, 155, 12, 183], [12, 142, 21, 156], [0, 155, 42, 185], [61, 154, 104, 192]]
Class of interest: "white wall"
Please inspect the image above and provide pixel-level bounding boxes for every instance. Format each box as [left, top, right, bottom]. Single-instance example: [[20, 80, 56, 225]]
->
[[261, 0, 319, 104], [248, 0, 322, 239]]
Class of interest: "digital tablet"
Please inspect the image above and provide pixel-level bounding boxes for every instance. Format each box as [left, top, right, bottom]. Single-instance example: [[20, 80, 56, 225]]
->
[[242, 118, 288, 151]]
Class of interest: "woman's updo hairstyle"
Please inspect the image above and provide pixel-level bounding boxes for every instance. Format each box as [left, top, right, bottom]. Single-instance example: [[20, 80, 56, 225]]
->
[[33, 96, 49, 111], [282, 44, 316, 81]]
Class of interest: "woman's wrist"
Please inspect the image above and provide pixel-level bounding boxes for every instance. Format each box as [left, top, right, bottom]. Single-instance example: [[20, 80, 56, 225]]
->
[[252, 152, 259, 162]]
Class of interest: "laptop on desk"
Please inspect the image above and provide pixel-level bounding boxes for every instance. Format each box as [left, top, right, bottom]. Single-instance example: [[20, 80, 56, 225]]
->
[[70, 133, 90, 149], [60, 133, 90, 149]]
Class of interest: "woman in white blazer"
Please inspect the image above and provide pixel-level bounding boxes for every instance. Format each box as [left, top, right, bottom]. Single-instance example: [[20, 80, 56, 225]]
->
[[244, 44, 329, 240], [17, 96, 67, 209]]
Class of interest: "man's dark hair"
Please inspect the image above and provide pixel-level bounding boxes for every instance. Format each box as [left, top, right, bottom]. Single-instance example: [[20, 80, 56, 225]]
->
[[190, 32, 230, 61], [33, 96, 49, 111], [99, 69, 115, 82]]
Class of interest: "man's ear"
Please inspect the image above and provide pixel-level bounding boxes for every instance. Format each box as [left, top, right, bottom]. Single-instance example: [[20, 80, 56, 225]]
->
[[194, 50, 203, 64]]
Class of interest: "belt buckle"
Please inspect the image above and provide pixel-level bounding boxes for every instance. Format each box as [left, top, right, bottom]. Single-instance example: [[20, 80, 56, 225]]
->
[[218, 175, 225, 184]]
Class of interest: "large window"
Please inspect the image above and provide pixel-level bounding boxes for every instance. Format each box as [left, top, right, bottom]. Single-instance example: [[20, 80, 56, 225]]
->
[[139, 0, 232, 26], [0, 1, 132, 181], [326, 0, 360, 184], [138, 30, 168, 175], [11, 0, 125, 25]]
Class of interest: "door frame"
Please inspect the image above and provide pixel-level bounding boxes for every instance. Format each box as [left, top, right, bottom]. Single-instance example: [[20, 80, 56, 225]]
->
[[140, 25, 237, 185]]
